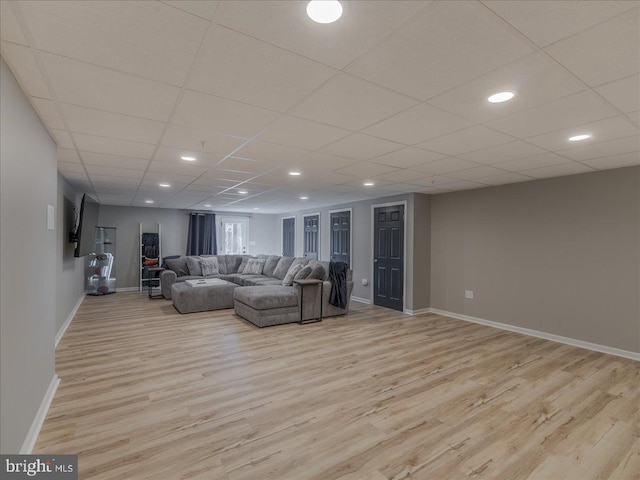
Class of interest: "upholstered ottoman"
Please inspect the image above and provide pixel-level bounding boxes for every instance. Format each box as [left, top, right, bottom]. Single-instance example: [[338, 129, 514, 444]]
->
[[171, 279, 238, 314], [233, 286, 300, 327]]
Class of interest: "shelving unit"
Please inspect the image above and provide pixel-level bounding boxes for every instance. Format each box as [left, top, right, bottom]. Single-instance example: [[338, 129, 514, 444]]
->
[[139, 223, 162, 292], [86, 226, 116, 295]]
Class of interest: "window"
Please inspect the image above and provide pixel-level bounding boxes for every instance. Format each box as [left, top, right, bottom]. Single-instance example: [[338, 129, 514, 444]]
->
[[217, 217, 249, 254]]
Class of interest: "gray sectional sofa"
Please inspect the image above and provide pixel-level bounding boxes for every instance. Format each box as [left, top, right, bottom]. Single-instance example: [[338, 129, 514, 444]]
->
[[160, 254, 354, 326]]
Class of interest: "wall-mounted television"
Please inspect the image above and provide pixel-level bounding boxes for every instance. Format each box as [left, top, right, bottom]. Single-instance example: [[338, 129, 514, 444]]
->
[[74, 194, 100, 257]]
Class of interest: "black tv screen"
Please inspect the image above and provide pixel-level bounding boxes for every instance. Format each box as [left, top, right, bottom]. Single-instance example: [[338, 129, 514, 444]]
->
[[74, 194, 100, 257]]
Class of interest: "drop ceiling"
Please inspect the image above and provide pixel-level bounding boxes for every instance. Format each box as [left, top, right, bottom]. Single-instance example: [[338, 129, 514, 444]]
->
[[1, 0, 638, 213]]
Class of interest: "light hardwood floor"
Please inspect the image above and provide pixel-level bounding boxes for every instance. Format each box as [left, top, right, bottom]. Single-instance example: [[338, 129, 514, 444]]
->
[[36, 293, 639, 479]]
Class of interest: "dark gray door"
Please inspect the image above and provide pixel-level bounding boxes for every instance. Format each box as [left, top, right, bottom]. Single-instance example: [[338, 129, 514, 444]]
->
[[373, 205, 404, 311], [282, 217, 295, 257], [330, 210, 350, 267], [303, 214, 319, 260]]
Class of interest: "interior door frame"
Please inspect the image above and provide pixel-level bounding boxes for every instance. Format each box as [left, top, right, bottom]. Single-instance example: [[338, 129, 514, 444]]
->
[[328, 208, 352, 267], [217, 216, 250, 255], [281, 215, 296, 256], [302, 212, 321, 260], [371, 201, 407, 313]]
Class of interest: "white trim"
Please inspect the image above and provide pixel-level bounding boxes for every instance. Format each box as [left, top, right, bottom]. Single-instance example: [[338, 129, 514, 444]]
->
[[430, 308, 640, 362], [371, 201, 408, 312], [116, 287, 140, 292], [302, 212, 321, 260], [20, 375, 60, 454], [328, 208, 353, 267], [55, 293, 85, 348], [350, 296, 371, 305], [281, 215, 296, 256], [405, 307, 431, 315]]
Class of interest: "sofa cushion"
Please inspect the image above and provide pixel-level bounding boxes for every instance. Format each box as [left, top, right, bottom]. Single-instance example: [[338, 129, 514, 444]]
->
[[200, 256, 219, 276], [234, 286, 299, 310], [273, 256, 295, 280], [241, 275, 271, 286], [186, 256, 203, 276], [235, 256, 250, 274], [215, 255, 227, 275], [262, 256, 281, 277], [307, 263, 327, 281], [165, 257, 189, 277], [250, 278, 283, 286], [282, 264, 303, 286], [295, 265, 313, 280], [242, 258, 266, 275]]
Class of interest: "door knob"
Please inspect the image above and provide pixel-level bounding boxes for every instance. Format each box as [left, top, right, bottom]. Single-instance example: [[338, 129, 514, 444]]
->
[[373, 258, 378, 263]]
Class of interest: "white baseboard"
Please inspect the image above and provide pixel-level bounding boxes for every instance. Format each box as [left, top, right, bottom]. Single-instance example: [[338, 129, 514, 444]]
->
[[405, 308, 431, 315], [20, 374, 60, 454], [55, 293, 85, 348], [350, 296, 371, 305], [430, 308, 640, 362]]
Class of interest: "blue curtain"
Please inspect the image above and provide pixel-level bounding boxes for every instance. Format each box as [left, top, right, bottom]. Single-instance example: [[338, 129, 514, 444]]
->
[[186, 213, 217, 255]]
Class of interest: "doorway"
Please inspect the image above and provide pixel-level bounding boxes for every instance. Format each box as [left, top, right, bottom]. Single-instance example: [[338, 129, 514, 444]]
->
[[218, 217, 249, 255], [373, 204, 405, 311], [329, 209, 351, 267], [303, 213, 320, 260], [282, 216, 295, 257]]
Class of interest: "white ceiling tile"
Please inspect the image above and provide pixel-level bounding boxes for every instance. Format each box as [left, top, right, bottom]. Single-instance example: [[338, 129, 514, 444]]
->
[[257, 115, 350, 150], [525, 116, 639, 151], [475, 172, 533, 186], [57, 148, 80, 163], [291, 74, 418, 130], [90, 174, 141, 186], [368, 147, 446, 168], [556, 135, 639, 161], [153, 146, 224, 168], [216, 157, 277, 174], [1, 41, 52, 99], [334, 162, 398, 177], [162, 125, 246, 156], [544, 10, 640, 87], [628, 110, 640, 125], [85, 165, 145, 178], [373, 169, 428, 183], [488, 91, 618, 138], [31, 98, 65, 130], [320, 133, 404, 160], [583, 151, 640, 170], [410, 158, 481, 175], [417, 125, 514, 156], [50, 129, 74, 149], [459, 140, 546, 164], [346, 1, 533, 99], [200, 168, 255, 182], [594, 74, 640, 114], [304, 151, 361, 171], [492, 153, 572, 172], [437, 180, 486, 191], [148, 160, 207, 177], [144, 171, 199, 184], [364, 103, 473, 145], [446, 165, 508, 181], [172, 90, 279, 139], [57, 161, 85, 174], [41, 53, 180, 121], [1, 2, 27, 45], [161, 1, 219, 20], [60, 171, 89, 181], [483, 0, 636, 47], [428, 53, 584, 123], [522, 162, 596, 179], [189, 27, 335, 112], [60, 103, 164, 144], [80, 151, 149, 170], [232, 141, 310, 165], [219, 1, 427, 69], [19, 0, 208, 85], [72, 133, 156, 159], [309, 172, 359, 186]]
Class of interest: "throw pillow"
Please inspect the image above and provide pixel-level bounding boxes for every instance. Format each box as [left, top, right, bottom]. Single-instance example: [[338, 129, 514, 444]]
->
[[186, 256, 202, 276], [294, 265, 313, 280], [200, 256, 219, 276], [242, 258, 266, 275], [236, 256, 250, 274], [262, 256, 281, 277], [272, 256, 295, 279], [165, 257, 189, 277], [282, 264, 303, 286], [307, 264, 326, 280]]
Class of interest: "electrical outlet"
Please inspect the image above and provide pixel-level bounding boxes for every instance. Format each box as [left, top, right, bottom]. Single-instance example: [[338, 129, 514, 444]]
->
[[465, 290, 474, 299], [362, 279, 368, 286]]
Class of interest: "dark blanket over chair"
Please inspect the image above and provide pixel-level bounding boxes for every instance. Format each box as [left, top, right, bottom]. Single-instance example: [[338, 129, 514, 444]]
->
[[329, 261, 348, 309]]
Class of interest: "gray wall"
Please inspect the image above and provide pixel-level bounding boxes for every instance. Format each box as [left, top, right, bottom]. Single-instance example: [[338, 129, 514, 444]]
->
[[0, 58, 58, 452], [248, 213, 278, 256], [430, 167, 640, 353], [412, 193, 431, 311], [56, 174, 85, 335]]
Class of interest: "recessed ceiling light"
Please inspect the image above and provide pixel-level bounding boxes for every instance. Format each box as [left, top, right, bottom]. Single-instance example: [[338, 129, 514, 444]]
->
[[181, 155, 196, 161], [364, 181, 375, 186], [253, 207, 260, 210], [289, 171, 301, 176], [145, 200, 154, 204], [569, 134, 591, 142], [487, 91, 515, 103], [300, 196, 308, 200], [204, 204, 212, 208], [159, 183, 170, 188], [307, 0, 342, 24], [238, 190, 248, 194]]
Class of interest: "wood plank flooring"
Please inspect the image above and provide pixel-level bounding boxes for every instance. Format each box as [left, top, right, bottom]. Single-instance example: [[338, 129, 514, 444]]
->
[[36, 293, 640, 479]]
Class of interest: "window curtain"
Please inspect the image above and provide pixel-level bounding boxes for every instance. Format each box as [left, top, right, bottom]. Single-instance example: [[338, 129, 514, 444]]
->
[[186, 213, 217, 255]]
